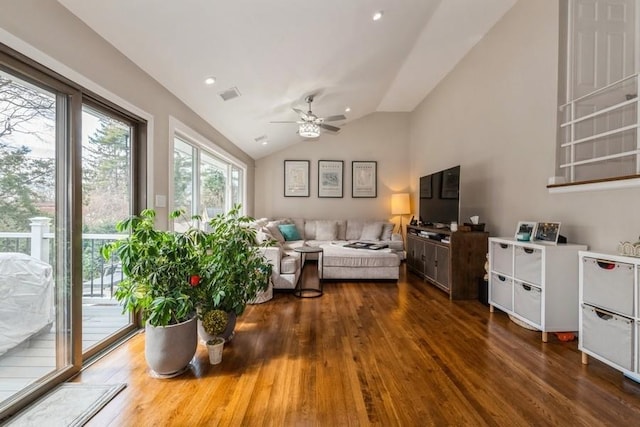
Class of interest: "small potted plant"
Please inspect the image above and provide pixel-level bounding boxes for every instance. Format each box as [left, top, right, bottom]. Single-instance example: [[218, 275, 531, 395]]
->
[[101, 209, 208, 377], [202, 309, 228, 365], [196, 204, 272, 341]]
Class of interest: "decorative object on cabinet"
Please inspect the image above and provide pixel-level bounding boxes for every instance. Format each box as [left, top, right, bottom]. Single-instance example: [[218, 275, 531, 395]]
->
[[318, 160, 343, 198], [617, 238, 640, 257], [284, 160, 310, 197], [352, 161, 377, 198], [488, 237, 587, 342], [578, 251, 640, 383], [533, 222, 561, 244], [406, 224, 488, 300], [515, 221, 536, 241]]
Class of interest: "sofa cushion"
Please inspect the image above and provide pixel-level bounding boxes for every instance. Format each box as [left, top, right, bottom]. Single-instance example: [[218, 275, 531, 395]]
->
[[315, 220, 338, 240], [278, 224, 301, 241], [280, 254, 300, 274], [381, 222, 394, 241], [360, 222, 383, 241], [266, 220, 291, 243]]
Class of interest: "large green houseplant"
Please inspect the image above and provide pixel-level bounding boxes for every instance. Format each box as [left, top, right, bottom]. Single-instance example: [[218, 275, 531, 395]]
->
[[196, 205, 272, 340], [102, 208, 207, 377]]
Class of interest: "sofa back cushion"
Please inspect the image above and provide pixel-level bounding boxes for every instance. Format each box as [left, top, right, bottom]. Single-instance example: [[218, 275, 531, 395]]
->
[[346, 220, 394, 241], [315, 220, 339, 240], [303, 220, 346, 240], [360, 222, 384, 241]]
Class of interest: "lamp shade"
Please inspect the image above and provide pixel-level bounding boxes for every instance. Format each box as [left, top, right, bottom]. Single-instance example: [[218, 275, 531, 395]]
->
[[391, 193, 410, 215], [299, 122, 320, 138]]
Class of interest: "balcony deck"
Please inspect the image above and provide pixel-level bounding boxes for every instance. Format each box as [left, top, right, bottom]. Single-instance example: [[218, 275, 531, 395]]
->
[[0, 302, 126, 402]]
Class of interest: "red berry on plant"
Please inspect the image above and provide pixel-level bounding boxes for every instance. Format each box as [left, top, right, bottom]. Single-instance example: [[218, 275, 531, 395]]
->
[[189, 275, 200, 287]]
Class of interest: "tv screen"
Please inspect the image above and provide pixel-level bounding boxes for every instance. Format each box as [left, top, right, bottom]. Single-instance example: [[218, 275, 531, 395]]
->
[[419, 165, 460, 226]]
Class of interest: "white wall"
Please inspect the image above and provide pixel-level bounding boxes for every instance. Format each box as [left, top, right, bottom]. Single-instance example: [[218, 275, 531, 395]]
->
[[254, 112, 411, 224], [409, 0, 640, 252], [0, 0, 255, 227]]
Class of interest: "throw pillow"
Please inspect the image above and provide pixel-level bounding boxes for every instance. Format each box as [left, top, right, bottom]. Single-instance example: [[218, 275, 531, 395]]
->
[[380, 222, 394, 240], [278, 224, 301, 241], [265, 222, 285, 243], [315, 220, 338, 241], [360, 222, 383, 241]]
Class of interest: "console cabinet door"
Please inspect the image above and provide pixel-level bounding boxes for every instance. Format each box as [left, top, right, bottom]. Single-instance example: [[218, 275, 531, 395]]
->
[[436, 246, 450, 290], [407, 235, 425, 275], [424, 243, 436, 281]]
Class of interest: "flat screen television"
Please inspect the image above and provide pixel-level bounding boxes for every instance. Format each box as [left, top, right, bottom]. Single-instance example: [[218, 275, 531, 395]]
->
[[419, 165, 460, 226]]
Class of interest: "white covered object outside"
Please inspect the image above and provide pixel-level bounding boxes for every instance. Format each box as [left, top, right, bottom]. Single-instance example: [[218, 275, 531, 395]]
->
[[0, 252, 53, 355]]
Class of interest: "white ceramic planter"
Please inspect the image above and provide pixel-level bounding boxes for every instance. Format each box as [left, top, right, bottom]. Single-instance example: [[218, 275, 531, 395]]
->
[[145, 315, 197, 378], [206, 338, 225, 365]]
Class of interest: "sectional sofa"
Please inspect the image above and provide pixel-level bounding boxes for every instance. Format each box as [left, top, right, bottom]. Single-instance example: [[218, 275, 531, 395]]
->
[[251, 218, 404, 289]]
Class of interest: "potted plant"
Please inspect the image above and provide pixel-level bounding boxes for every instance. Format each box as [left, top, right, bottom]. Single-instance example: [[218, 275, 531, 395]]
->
[[101, 209, 208, 378], [202, 309, 228, 365], [196, 204, 272, 341]]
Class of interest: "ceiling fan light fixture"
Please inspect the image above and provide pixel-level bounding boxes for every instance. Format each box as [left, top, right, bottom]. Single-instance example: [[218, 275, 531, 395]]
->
[[299, 122, 320, 138]]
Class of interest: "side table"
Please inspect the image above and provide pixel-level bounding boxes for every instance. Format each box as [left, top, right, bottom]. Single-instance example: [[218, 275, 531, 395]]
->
[[293, 246, 323, 298]]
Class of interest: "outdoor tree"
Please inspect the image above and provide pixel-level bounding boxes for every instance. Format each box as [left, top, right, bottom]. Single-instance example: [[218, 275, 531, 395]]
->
[[0, 75, 55, 232]]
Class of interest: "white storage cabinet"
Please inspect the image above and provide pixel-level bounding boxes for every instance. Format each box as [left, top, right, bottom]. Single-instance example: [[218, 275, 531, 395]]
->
[[488, 237, 587, 342], [579, 251, 640, 382]]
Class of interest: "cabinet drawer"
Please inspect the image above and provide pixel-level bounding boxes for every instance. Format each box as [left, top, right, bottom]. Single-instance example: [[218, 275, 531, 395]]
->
[[581, 304, 634, 371], [514, 246, 542, 285], [490, 272, 512, 311], [582, 257, 634, 317], [491, 242, 513, 275], [514, 281, 542, 326]]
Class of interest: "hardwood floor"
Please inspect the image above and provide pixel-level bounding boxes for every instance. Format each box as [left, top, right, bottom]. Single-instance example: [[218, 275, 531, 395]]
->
[[75, 264, 640, 426]]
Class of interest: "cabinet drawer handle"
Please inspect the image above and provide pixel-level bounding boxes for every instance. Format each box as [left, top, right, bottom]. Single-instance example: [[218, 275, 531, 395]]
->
[[499, 243, 509, 249], [596, 260, 616, 270], [593, 307, 613, 320], [497, 275, 506, 282], [522, 284, 531, 291], [523, 248, 535, 254]]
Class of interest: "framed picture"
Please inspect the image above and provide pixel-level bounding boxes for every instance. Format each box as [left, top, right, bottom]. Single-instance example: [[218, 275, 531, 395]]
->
[[533, 222, 561, 244], [284, 160, 310, 197], [420, 175, 432, 199], [440, 168, 460, 199], [352, 161, 377, 198], [318, 160, 343, 198], [514, 221, 537, 240]]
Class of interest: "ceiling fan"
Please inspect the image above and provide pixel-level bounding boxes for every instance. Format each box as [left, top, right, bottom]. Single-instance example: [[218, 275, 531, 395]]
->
[[271, 95, 346, 138]]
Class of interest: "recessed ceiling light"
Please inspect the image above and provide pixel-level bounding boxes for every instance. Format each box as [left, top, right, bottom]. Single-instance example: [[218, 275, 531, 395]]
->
[[372, 11, 383, 21], [345, 107, 351, 113], [261, 141, 268, 146], [204, 77, 216, 85]]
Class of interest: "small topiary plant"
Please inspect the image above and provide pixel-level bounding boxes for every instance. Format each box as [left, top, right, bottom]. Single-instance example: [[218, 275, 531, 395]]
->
[[202, 309, 228, 336]]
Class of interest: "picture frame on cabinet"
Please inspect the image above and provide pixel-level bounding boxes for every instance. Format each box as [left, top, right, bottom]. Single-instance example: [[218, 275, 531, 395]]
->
[[533, 222, 561, 244], [515, 221, 536, 241]]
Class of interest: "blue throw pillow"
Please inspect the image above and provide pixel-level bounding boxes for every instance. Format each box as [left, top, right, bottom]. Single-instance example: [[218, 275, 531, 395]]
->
[[278, 224, 301, 241]]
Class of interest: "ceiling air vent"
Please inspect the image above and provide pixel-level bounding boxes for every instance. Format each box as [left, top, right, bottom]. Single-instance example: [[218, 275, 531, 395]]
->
[[218, 87, 241, 102]]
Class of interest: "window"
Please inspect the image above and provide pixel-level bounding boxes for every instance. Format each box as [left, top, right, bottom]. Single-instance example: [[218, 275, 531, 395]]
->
[[556, 0, 639, 188], [171, 124, 246, 230]]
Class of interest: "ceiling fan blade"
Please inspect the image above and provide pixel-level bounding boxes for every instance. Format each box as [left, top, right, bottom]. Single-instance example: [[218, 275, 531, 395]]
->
[[319, 123, 341, 132], [292, 108, 310, 120], [323, 114, 346, 122]]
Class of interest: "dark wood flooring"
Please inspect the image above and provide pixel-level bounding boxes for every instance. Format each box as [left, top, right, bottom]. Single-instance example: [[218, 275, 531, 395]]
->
[[74, 263, 640, 426]]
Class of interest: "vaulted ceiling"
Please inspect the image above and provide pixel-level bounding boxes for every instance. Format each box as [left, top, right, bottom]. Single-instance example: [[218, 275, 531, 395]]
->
[[57, 0, 516, 159]]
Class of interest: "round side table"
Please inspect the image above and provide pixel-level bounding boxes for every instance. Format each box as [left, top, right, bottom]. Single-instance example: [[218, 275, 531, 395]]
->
[[293, 246, 323, 298]]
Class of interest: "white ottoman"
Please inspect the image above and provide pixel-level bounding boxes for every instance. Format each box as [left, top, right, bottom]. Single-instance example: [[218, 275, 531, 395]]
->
[[319, 243, 400, 280]]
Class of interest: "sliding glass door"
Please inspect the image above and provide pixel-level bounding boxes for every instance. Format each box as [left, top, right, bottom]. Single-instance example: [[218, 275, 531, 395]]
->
[[0, 66, 75, 410], [0, 47, 145, 418]]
